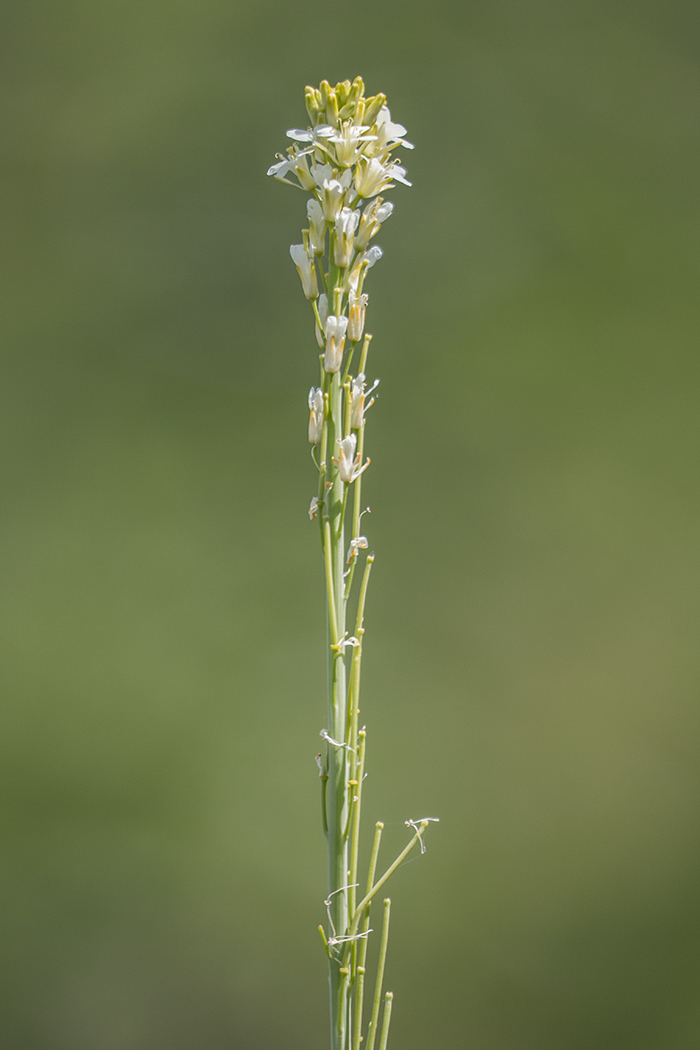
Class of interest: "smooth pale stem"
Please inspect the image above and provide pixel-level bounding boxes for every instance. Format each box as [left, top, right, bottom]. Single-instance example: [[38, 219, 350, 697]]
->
[[348, 557, 374, 781], [325, 276, 350, 1050], [352, 966, 366, 1050], [344, 379, 352, 438], [378, 993, 394, 1050], [358, 333, 372, 377], [349, 819, 384, 1035], [344, 429, 367, 600], [351, 423, 365, 543], [348, 729, 366, 917], [365, 823, 384, 899], [323, 518, 340, 646], [365, 899, 391, 1050]]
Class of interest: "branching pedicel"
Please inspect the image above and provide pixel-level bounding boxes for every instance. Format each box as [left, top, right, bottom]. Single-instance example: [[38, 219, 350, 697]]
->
[[268, 77, 437, 1050]]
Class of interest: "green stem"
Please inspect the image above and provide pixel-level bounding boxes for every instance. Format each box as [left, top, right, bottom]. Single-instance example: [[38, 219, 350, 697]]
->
[[366, 899, 391, 1050], [349, 822, 430, 939], [378, 993, 394, 1050], [352, 966, 366, 1050], [325, 297, 349, 1050]]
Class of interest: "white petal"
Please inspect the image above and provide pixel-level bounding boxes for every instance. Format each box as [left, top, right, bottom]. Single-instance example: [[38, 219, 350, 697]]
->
[[289, 244, 306, 265], [390, 165, 412, 186], [286, 128, 313, 141]]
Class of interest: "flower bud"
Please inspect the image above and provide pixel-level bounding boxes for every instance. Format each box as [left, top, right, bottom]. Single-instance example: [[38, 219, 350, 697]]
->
[[324, 315, 348, 373], [363, 93, 386, 127], [325, 90, 339, 128], [308, 387, 324, 444], [305, 86, 324, 125]]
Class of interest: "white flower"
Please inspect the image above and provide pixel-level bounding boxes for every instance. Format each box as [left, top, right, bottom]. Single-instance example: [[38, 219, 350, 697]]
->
[[349, 373, 379, 428], [315, 293, 328, 348], [267, 147, 316, 190], [333, 207, 360, 268], [324, 315, 348, 373], [308, 387, 324, 444], [371, 106, 414, 154], [290, 241, 318, 299], [307, 199, 326, 255], [328, 122, 377, 167], [347, 291, 368, 342], [286, 125, 335, 143], [308, 496, 319, 520], [335, 434, 370, 484], [312, 163, 335, 187], [387, 163, 411, 186], [348, 246, 382, 294], [355, 198, 393, 251], [354, 157, 411, 198], [318, 170, 353, 222]]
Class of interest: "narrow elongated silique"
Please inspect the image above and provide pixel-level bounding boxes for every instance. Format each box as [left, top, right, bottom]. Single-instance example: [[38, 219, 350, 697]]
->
[[267, 77, 437, 1050]]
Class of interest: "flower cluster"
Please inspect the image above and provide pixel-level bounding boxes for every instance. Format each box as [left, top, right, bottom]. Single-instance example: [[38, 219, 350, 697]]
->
[[267, 77, 411, 465]]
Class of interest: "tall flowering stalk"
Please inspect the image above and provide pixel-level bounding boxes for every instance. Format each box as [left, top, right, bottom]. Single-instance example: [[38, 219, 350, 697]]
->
[[268, 77, 437, 1050]]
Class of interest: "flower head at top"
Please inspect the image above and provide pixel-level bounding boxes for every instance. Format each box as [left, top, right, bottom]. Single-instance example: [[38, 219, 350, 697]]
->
[[267, 77, 412, 201]]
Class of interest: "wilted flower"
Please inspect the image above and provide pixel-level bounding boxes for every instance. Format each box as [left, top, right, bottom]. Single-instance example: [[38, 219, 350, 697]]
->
[[347, 535, 369, 561]]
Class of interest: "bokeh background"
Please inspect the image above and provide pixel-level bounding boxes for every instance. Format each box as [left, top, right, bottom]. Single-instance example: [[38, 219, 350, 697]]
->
[[2, 0, 700, 1047]]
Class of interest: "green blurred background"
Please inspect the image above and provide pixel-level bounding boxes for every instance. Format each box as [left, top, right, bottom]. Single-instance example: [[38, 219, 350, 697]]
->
[[2, 0, 700, 1047]]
